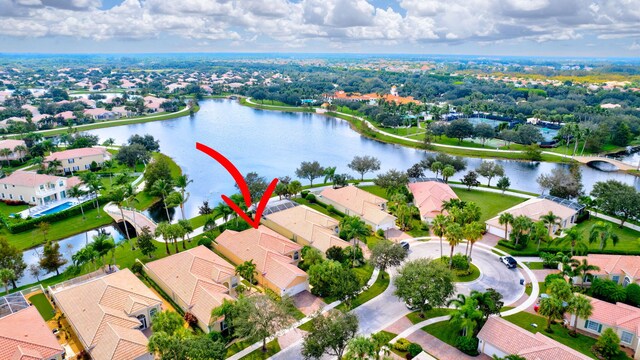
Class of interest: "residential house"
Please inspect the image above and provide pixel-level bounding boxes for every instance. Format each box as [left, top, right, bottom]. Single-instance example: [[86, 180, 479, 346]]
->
[[485, 197, 581, 238], [50, 269, 161, 360], [319, 186, 396, 231], [83, 108, 119, 121], [215, 226, 309, 296], [567, 296, 640, 359], [45, 147, 110, 174], [571, 255, 640, 287], [143, 96, 167, 112], [477, 316, 591, 360], [0, 306, 65, 360], [263, 203, 351, 254], [408, 181, 458, 222], [0, 139, 27, 161], [143, 246, 238, 333], [0, 171, 79, 205]]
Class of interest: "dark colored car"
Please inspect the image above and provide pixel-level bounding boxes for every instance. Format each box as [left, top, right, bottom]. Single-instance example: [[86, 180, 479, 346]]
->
[[500, 256, 517, 269], [400, 241, 410, 251]]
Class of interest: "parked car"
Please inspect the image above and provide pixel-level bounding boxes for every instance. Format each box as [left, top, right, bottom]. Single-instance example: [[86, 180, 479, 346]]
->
[[400, 241, 410, 251], [500, 256, 517, 269]]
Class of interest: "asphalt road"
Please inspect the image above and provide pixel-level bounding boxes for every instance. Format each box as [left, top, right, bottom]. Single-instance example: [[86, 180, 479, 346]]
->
[[270, 241, 524, 360]]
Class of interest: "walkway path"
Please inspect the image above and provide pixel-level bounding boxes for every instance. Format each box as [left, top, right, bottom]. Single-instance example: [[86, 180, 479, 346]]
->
[[103, 202, 157, 234]]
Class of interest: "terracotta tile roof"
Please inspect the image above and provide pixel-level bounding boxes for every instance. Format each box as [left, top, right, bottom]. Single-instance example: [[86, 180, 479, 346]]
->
[[486, 198, 576, 229], [478, 317, 590, 360], [216, 227, 307, 291], [320, 186, 395, 226], [265, 205, 350, 253], [52, 269, 161, 360], [573, 255, 640, 280], [90, 323, 150, 360], [145, 246, 235, 326], [583, 296, 640, 334], [44, 147, 108, 162], [0, 139, 26, 151], [0, 171, 64, 188], [408, 181, 458, 219], [0, 307, 63, 360]]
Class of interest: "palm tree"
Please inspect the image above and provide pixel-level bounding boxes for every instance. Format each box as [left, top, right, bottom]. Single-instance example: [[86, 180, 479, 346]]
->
[[589, 221, 619, 251], [13, 145, 27, 162], [556, 228, 588, 256], [175, 174, 192, 221], [540, 211, 560, 237], [532, 221, 550, 252], [538, 296, 564, 332], [91, 232, 116, 268], [339, 216, 371, 267], [0, 148, 13, 166], [154, 222, 172, 255], [510, 215, 533, 246], [0, 268, 15, 295], [498, 212, 514, 240], [67, 185, 86, 220], [109, 186, 133, 248], [235, 260, 257, 285], [431, 214, 448, 257], [568, 294, 593, 335], [46, 159, 62, 175], [151, 179, 174, 221], [445, 222, 464, 269], [554, 253, 579, 282], [172, 222, 187, 253], [447, 294, 483, 337], [463, 221, 484, 261], [213, 202, 233, 226], [347, 336, 376, 359], [323, 166, 336, 184], [574, 259, 600, 288], [177, 219, 193, 250]]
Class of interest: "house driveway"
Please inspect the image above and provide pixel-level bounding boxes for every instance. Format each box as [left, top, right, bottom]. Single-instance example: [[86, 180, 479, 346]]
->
[[292, 291, 326, 316]]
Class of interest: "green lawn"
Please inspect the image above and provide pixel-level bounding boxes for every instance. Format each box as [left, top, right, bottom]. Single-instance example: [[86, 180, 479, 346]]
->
[[338, 270, 390, 311], [406, 308, 454, 325], [504, 312, 631, 359], [455, 263, 481, 282], [0, 202, 28, 217], [292, 197, 342, 220], [28, 293, 55, 321], [524, 262, 545, 270], [359, 185, 388, 200], [422, 319, 461, 348], [239, 339, 281, 360], [526, 282, 547, 296], [453, 188, 526, 222]]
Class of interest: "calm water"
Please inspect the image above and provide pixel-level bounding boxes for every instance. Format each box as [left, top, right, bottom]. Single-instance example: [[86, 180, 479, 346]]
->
[[84, 99, 640, 219]]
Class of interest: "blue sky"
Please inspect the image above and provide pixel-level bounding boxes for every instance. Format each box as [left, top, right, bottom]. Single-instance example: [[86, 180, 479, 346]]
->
[[0, 0, 639, 57]]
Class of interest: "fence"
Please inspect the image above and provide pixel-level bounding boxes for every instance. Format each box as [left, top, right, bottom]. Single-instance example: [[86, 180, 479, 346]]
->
[[48, 266, 119, 293]]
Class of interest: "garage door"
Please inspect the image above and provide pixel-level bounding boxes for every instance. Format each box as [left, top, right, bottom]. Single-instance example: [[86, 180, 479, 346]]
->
[[283, 282, 309, 297], [487, 225, 504, 237]]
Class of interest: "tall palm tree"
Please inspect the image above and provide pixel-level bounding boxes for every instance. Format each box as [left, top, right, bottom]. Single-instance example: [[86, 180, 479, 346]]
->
[[109, 186, 133, 248], [574, 259, 600, 288], [0, 268, 15, 295], [339, 216, 371, 267], [589, 221, 619, 251], [235, 260, 257, 285], [67, 185, 86, 219], [213, 202, 233, 225], [538, 296, 564, 332], [511, 215, 533, 246], [177, 219, 193, 250], [447, 294, 483, 337], [445, 222, 464, 269], [568, 294, 593, 335], [532, 221, 550, 252], [556, 228, 588, 256], [498, 212, 514, 240], [463, 221, 484, 261], [151, 179, 173, 221], [175, 174, 192, 221], [0, 148, 13, 166], [347, 336, 376, 360], [431, 214, 448, 257], [323, 166, 337, 184], [46, 159, 62, 175], [154, 222, 172, 255], [540, 211, 560, 237], [91, 232, 115, 267], [13, 145, 27, 162]]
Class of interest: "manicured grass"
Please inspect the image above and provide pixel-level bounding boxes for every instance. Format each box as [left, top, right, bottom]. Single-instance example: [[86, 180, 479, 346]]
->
[[524, 262, 545, 270], [504, 311, 631, 359], [28, 293, 55, 321], [406, 308, 454, 325], [353, 263, 375, 286], [297, 320, 313, 332], [422, 319, 461, 348], [526, 282, 547, 297], [0, 202, 29, 217], [239, 339, 281, 360], [453, 188, 526, 222], [5, 207, 113, 250], [292, 197, 342, 220], [454, 263, 481, 282], [339, 270, 390, 311], [359, 185, 389, 200]]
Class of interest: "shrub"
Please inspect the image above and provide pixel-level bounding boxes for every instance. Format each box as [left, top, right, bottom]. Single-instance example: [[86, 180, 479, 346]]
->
[[130, 262, 143, 274], [591, 278, 627, 303], [376, 228, 385, 238], [592, 328, 620, 359], [305, 193, 316, 203], [301, 190, 310, 198], [450, 254, 470, 271], [544, 273, 565, 286], [326, 246, 346, 263], [625, 283, 640, 306], [326, 204, 336, 214], [208, 331, 224, 342], [394, 338, 411, 351], [407, 343, 423, 357], [454, 337, 479, 355], [539, 251, 559, 269], [184, 312, 198, 327], [197, 237, 212, 248]]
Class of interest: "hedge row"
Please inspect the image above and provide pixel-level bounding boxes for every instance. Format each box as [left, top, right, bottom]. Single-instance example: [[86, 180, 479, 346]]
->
[[0, 198, 108, 234], [497, 240, 640, 256]]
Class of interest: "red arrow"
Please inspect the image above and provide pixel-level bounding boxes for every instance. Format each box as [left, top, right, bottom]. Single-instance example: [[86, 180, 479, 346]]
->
[[196, 142, 278, 229]]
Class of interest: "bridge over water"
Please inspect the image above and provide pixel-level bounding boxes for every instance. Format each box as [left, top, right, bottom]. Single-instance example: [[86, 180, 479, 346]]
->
[[573, 156, 637, 171], [104, 202, 157, 235]]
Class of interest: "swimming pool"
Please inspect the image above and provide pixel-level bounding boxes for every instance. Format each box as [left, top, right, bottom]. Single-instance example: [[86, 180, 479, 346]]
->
[[34, 201, 75, 217], [540, 127, 559, 142], [467, 117, 508, 128]]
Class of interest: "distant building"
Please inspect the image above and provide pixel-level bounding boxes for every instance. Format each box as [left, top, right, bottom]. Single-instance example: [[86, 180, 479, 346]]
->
[[144, 246, 238, 333], [0, 306, 64, 360], [45, 147, 110, 174], [215, 226, 309, 296], [0, 139, 27, 161], [50, 269, 161, 360], [83, 108, 119, 120], [0, 171, 79, 205], [319, 186, 396, 231]]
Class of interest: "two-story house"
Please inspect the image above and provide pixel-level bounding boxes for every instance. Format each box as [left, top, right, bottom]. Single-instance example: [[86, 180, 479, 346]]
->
[[45, 147, 110, 175], [143, 246, 238, 333], [0, 171, 79, 205], [215, 226, 309, 297]]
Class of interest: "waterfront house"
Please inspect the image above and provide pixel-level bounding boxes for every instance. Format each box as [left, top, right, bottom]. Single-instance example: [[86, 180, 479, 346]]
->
[[143, 246, 237, 333], [0, 171, 78, 205], [45, 147, 110, 174], [0, 306, 65, 360], [319, 186, 396, 231], [0, 139, 27, 161], [407, 181, 458, 222]]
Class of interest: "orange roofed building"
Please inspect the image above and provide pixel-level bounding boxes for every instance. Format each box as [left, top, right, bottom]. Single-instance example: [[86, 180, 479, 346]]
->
[[0, 306, 65, 360], [143, 246, 238, 333], [326, 85, 422, 105], [215, 226, 309, 297], [408, 181, 458, 222]]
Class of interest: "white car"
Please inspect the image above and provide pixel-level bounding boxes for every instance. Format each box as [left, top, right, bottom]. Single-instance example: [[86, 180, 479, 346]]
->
[[500, 256, 517, 269]]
